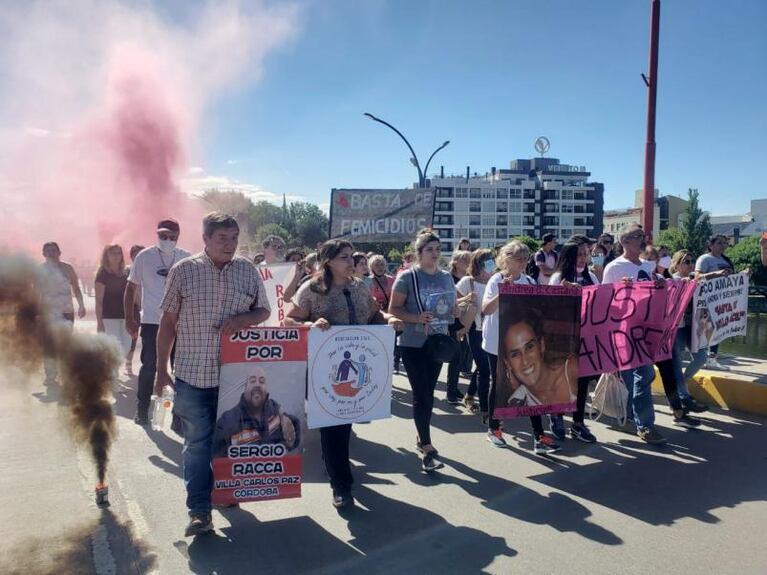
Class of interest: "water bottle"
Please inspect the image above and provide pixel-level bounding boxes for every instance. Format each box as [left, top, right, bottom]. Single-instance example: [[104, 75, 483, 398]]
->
[[151, 386, 175, 430]]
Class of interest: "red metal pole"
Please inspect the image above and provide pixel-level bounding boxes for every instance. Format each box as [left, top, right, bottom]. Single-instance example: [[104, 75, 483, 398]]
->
[[643, 0, 660, 240]]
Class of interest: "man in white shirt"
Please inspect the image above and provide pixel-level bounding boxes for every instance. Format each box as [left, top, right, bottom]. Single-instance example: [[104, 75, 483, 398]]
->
[[603, 224, 666, 445], [124, 218, 191, 425]]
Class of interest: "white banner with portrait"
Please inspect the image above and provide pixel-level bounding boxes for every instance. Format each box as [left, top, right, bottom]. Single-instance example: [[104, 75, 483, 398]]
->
[[307, 325, 395, 428], [691, 272, 749, 352]]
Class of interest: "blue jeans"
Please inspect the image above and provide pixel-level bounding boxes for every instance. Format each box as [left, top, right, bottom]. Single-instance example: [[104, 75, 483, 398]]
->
[[620, 364, 656, 430], [174, 378, 219, 514], [672, 326, 708, 401]]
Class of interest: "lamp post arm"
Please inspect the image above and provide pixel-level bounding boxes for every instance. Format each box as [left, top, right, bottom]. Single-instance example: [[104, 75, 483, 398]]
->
[[423, 141, 450, 183], [364, 113, 424, 186]]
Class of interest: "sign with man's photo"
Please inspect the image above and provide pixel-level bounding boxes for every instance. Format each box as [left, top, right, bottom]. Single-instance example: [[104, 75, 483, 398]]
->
[[494, 283, 580, 418], [212, 327, 308, 505]]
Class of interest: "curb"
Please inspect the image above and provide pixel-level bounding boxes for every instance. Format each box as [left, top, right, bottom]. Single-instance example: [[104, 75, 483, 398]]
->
[[651, 369, 767, 417]]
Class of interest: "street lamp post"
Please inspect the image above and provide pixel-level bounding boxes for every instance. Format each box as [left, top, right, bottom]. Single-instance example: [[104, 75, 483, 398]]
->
[[642, 0, 661, 239], [364, 112, 449, 187]]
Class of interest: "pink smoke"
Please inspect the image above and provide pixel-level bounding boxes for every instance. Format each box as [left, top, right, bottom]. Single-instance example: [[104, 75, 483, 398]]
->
[[0, 1, 298, 261]]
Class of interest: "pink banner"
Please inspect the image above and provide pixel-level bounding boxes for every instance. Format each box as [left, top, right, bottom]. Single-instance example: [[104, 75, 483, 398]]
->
[[578, 279, 696, 377]]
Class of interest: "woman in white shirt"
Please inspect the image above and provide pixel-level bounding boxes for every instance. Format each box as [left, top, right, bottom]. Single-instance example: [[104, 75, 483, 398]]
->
[[455, 249, 494, 415], [481, 241, 560, 455]]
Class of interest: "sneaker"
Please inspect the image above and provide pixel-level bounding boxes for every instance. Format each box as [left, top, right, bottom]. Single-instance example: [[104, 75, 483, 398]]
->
[[415, 439, 439, 457], [486, 428, 508, 448], [549, 415, 566, 440], [446, 395, 462, 405], [184, 513, 213, 537], [570, 423, 597, 443], [460, 371, 474, 380], [682, 398, 709, 413], [704, 358, 729, 371], [637, 427, 667, 444], [134, 412, 149, 426], [673, 410, 701, 429], [332, 490, 354, 509], [421, 450, 444, 472], [533, 435, 561, 455]]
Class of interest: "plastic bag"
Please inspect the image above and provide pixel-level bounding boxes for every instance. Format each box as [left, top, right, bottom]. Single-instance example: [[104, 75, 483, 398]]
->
[[590, 372, 629, 425]]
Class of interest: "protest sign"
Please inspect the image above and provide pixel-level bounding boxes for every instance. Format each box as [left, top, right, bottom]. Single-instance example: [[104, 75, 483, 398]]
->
[[307, 325, 395, 428], [577, 279, 695, 377], [494, 283, 580, 418], [212, 327, 308, 505], [691, 272, 749, 352], [257, 263, 295, 326], [329, 188, 435, 243]]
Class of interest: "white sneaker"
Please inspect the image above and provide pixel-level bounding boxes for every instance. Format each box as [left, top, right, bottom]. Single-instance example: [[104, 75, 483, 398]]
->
[[705, 358, 729, 371]]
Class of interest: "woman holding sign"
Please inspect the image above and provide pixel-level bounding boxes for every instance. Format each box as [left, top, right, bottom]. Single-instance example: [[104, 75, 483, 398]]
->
[[389, 229, 458, 472], [285, 240, 392, 509], [548, 240, 600, 443], [481, 240, 560, 455], [694, 235, 735, 370]]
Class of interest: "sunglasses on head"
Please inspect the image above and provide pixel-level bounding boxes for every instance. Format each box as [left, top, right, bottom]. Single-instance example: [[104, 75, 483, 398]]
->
[[682, 259, 692, 264]]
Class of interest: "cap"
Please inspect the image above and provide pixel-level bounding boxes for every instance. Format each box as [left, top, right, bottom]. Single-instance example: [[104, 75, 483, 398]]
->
[[157, 218, 180, 233]]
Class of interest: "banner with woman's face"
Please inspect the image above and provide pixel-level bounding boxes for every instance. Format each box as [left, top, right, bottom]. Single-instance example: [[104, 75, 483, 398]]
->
[[495, 284, 581, 418]]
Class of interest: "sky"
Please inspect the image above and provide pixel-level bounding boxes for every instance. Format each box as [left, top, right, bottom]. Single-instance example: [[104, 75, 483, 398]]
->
[[199, 0, 766, 216], [1, 0, 765, 224]]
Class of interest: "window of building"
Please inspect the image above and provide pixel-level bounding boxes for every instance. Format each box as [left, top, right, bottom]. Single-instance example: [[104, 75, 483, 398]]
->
[[455, 188, 468, 198], [496, 202, 507, 212], [509, 201, 522, 212], [482, 200, 496, 212], [482, 215, 495, 227], [469, 201, 481, 212], [469, 188, 481, 198], [469, 215, 481, 226], [436, 188, 454, 199], [509, 215, 522, 226], [441, 242, 452, 252], [561, 190, 574, 200], [509, 189, 522, 199], [481, 228, 495, 239], [469, 229, 480, 239], [454, 214, 469, 226], [496, 215, 508, 226], [496, 229, 508, 240], [453, 199, 468, 212], [523, 190, 536, 199], [482, 190, 495, 199], [561, 203, 573, 213], [435, 201, 453, 212], [496, 189, 508, 199]]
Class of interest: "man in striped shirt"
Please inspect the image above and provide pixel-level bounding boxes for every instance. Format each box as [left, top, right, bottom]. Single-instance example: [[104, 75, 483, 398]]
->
[[156, 212, 270, 537]]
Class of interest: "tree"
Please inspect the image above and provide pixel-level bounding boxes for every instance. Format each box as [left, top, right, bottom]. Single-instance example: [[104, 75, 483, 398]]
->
[[726, 236, 766, 285], [387, 248, 403, 264], [511, 236, 540, 252], [248, 201, 283, 232], [655, 227, 687, 254], [680, 188, 712, 258], [254, 223, 292, 248]]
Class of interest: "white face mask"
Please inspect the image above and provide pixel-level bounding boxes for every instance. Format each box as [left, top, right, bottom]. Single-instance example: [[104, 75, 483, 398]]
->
[[483, 260, 496, 274], [591, 254, 605, 267], [158, 239, 177, 254], [659, 256, 672, 269]]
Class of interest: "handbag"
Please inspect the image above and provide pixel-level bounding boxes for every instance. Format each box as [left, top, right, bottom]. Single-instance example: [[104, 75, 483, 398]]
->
[[411, 269, 459, 363], [589, 372, 629, 425]]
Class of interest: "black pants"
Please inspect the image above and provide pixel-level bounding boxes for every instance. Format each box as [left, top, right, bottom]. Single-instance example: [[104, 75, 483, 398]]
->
[[137, 323, 175, 415], [446, 335, 467, 399], [320, 424, 353, 494], [572, 377, 594, 424], [401, 346, 443, 446], [656, 358, 683, 411], [466, 327, 490, 412], [488, 353, 543, 435]]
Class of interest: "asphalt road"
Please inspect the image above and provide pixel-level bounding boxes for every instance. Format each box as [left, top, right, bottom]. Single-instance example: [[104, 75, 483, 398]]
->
[[1, 313, 766, 575]]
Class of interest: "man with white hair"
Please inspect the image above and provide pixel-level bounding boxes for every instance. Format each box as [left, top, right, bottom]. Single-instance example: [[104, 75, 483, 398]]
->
[[603, 224, 667, 445]]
